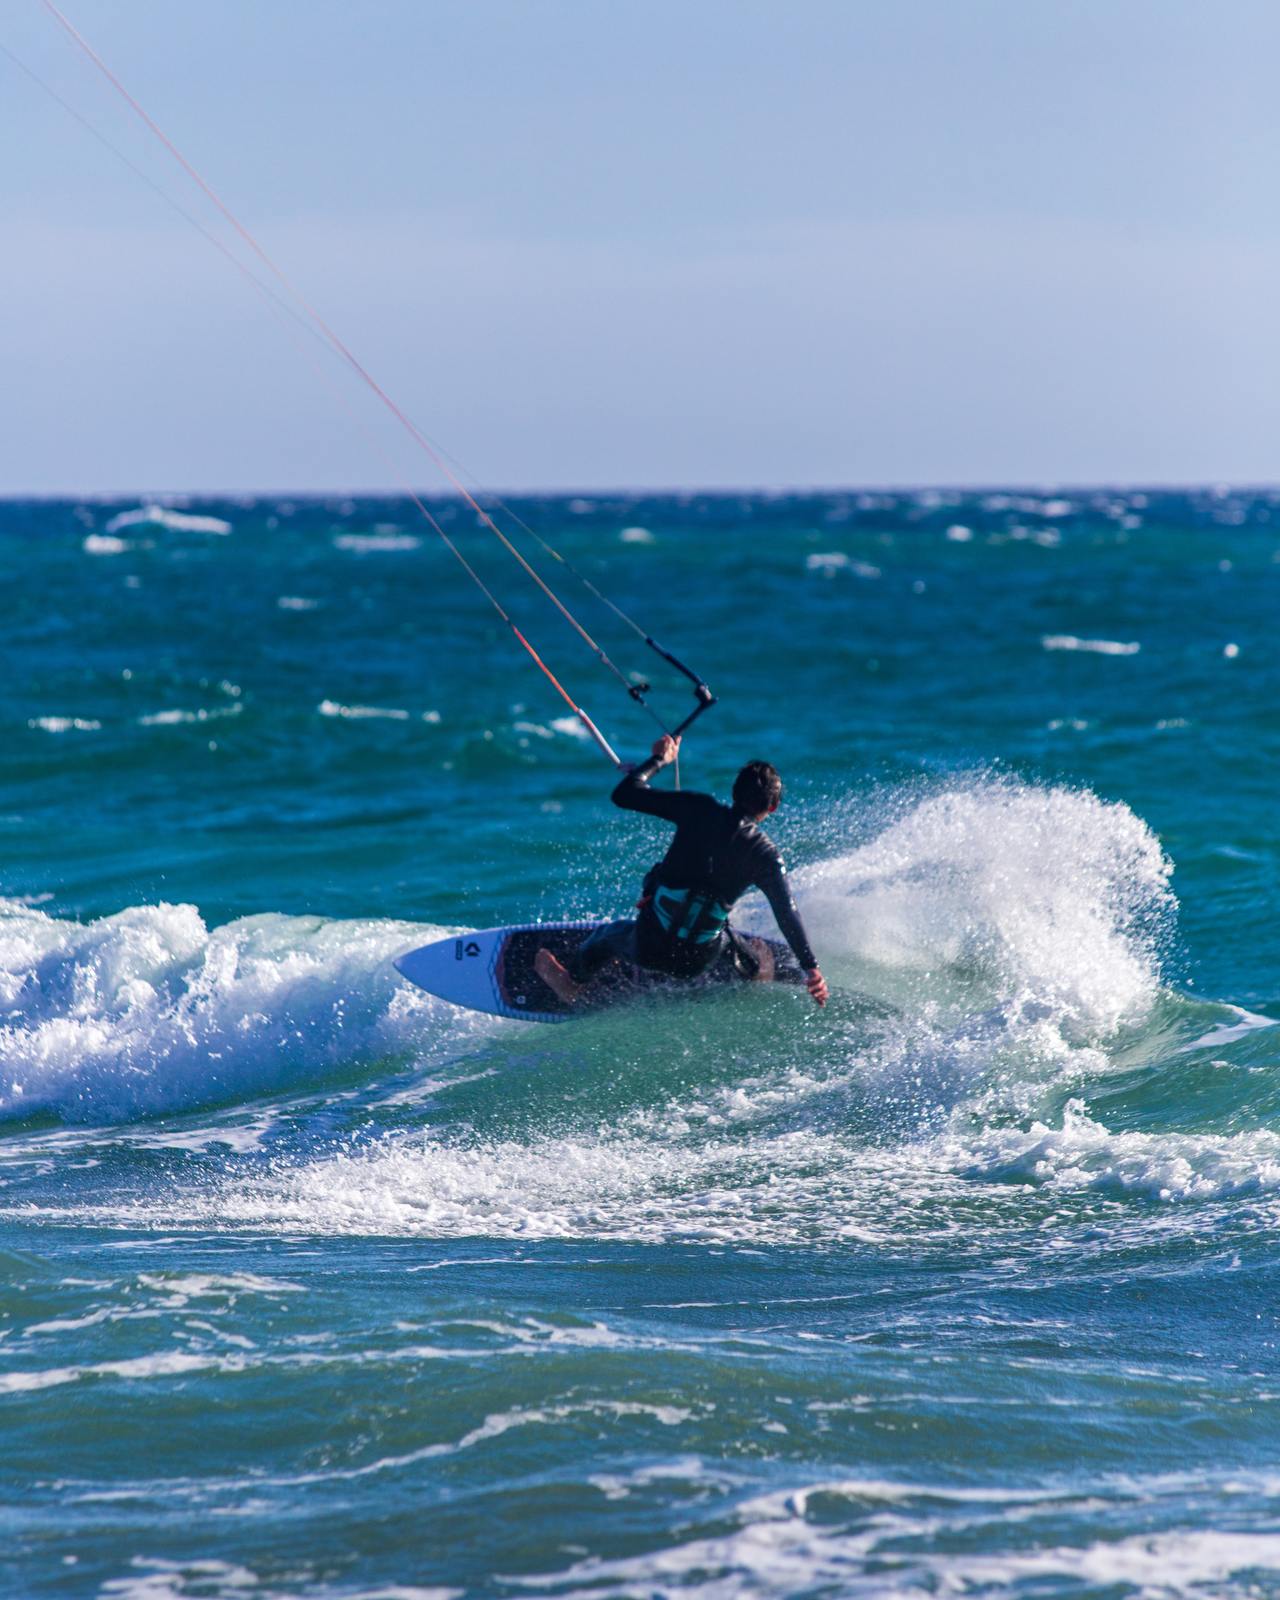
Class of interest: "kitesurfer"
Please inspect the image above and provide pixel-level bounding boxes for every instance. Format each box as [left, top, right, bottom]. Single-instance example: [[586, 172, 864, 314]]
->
[[535, 735, 828, 1007]]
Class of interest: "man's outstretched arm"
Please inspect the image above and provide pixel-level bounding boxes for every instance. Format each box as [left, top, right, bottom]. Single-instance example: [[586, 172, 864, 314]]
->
[[757, 861, 828, 1007]]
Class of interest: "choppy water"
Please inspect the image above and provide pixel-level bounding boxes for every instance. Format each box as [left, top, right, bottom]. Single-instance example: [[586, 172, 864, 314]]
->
[[3, 487, 1280, 1598]]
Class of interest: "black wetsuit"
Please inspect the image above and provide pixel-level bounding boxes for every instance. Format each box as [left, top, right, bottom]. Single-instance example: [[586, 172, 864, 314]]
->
[[569, 758, 818, 984]]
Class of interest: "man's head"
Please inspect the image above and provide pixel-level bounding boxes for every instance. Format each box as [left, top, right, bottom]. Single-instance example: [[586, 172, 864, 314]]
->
[[732, 759, 782, 818]]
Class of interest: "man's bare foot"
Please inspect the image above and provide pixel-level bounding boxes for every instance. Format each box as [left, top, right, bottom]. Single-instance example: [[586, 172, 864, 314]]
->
[[535, 947, 581, 1006]]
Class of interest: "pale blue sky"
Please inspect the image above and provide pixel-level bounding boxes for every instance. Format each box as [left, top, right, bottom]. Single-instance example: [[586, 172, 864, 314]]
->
[[3, 1, 1277, 493]]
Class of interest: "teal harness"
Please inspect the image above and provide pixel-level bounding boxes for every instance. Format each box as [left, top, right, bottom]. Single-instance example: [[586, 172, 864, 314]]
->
[[650, 883, 731, 945]]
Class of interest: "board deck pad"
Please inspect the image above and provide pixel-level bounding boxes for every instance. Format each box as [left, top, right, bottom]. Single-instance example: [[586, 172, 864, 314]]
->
[[394, 921, 802, 1023]]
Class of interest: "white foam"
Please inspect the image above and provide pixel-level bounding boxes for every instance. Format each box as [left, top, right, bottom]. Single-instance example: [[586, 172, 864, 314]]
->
[[332, 532, 421, 553], [137, 706, 242, 727], [941, 1530, 1280, 1596], [105, 506, 232, 535], [276, 595, 320, 611], [535, 1484, 1280, 1600], [133, 1271, 305, 1304], [87, 1560, 281, 1600], [1042, 635, 1140, 656], [82, 533, 129, 555], [0, 899, 465, 1124], [27, 716, 101, 733], [619, 526, 654, 543], [318, 700, 410, 721], [953, 1099, 1280, 1202], [0, 1350, 228, 1394]]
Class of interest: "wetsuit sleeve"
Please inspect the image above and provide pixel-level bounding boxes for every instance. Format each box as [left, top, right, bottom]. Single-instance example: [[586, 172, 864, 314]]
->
[[755, 857, 818, 971], [611, 763, 704, 824]]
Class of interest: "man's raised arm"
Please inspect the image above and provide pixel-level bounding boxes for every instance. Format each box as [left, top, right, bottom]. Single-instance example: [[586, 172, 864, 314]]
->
[[611, 733, 687, 821]]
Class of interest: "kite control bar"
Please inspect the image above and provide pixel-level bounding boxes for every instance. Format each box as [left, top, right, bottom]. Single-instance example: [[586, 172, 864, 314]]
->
[[637, 635, 717, 740]]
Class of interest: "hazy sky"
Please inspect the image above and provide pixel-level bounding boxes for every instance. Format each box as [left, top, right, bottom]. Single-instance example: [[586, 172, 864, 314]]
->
[[3, 0, 1278, 493]]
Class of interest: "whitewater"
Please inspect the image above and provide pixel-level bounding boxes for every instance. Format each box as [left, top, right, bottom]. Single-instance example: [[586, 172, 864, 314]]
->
[[4, 488, 1280, 1598]]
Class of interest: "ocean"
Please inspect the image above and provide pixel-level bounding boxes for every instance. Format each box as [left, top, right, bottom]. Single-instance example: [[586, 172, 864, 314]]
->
[[2, 486, 1279, 1598]]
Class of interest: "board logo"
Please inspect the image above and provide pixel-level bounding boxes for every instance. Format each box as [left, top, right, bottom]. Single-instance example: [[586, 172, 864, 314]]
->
[[454, 939, 464, 961], [464, 940, 481, 958]]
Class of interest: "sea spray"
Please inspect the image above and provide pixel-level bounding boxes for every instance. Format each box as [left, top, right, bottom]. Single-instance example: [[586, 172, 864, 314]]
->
[[786, 778, 1173, 1039]]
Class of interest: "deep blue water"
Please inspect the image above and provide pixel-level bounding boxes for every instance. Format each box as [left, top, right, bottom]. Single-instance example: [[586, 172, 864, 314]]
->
[[3, 487, 1280, 1598]]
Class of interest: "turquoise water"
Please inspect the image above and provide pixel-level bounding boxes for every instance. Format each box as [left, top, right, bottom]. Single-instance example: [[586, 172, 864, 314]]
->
[[3, 487, 1280, 1598]]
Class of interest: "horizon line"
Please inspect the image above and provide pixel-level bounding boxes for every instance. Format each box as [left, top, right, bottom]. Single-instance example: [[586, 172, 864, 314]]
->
[[1, 479, 1275, 503]]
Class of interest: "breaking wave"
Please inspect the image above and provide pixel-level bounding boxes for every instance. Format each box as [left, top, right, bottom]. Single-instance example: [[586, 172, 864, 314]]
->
[[10, 777, 1270, 1249], [1, 778, 1172, 1130], [0, 901, 469, 1124]]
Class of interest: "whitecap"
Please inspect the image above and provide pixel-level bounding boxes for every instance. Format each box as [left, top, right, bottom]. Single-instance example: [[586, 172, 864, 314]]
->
[[28, 716, 101, 733], [82, 534, 128, 555], [805, 553, 880, 578], [619, 526, 654, 544], [318, 700, 410, 721], [276, 596, 320, 612], [0, 1351, 226, 1394], [332, 533, 421, 553], [105, 506, 232, 535], [1042, 635, 1140, 656], [137, 706, 242, 727]]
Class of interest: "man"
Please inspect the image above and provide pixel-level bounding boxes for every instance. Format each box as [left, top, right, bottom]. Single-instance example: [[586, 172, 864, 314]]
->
[[535, 733, 828, 1007]]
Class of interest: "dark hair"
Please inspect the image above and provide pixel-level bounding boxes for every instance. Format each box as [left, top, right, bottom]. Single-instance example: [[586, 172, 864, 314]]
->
[[732, 760, 782, 816]]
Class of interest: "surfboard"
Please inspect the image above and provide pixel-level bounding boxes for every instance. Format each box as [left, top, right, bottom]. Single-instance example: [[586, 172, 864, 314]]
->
[[393, 921, 802, 1023]]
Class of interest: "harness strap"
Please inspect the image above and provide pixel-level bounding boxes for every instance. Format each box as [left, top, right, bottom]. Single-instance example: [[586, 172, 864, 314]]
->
[[651, 884, 730, 945]]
